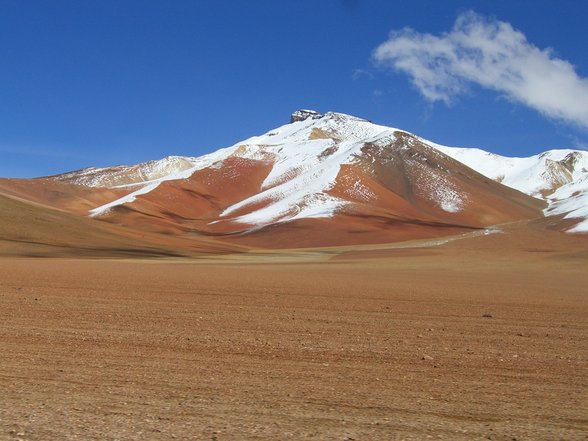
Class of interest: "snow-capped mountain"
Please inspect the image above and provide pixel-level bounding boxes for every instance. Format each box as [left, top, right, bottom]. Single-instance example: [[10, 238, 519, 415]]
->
[[424, 142, 588, 233], [34, 110, 586, 247], [36, 111, 539, 247]]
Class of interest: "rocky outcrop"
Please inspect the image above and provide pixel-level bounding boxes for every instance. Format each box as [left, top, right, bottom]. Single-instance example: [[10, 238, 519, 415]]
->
[[290, 109, 323, 123]]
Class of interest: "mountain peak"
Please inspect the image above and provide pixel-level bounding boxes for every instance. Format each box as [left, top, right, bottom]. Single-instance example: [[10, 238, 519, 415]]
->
[[290, 109, 322, 123]]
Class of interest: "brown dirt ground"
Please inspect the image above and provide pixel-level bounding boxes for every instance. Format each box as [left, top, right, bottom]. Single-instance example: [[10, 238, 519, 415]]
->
[[1, 239, 587, 440]]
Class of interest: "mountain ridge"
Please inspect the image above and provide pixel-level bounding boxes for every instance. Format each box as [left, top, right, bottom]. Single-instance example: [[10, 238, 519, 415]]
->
[[42, 112, 544, 241], [46, 110, 586, 229], [1, 110, 586, 252]]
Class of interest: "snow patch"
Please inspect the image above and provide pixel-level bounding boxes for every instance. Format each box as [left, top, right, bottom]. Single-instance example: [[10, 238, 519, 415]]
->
[[544, 174, 588, 233], [346, 180, 376, 202], [229, 192, 343, 226], [90, 182, 160, 217], [411, 161, 465, 213]]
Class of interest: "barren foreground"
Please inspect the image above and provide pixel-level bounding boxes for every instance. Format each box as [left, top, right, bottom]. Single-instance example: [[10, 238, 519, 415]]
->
[[0, 249, 587, 440]]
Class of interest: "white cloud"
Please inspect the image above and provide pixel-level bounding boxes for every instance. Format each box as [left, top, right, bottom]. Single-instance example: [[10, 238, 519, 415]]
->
[[373, 11, 588, 130]]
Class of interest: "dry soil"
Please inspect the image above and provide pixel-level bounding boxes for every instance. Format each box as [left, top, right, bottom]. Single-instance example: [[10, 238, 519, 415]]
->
[[0, 246, 587, 440]]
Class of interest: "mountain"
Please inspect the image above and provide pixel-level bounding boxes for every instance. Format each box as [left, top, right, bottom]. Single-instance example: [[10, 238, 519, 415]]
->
[[40, 111, 544, 247], [1, 110, 585, 252], [424, 142, 588, 233]]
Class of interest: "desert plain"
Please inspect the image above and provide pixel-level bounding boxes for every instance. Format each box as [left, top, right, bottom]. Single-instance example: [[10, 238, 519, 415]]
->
[[1, 223, 587, 441]]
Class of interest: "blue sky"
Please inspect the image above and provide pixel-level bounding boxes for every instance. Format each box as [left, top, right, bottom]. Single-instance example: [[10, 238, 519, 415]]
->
[[1, 0, 588, 177]]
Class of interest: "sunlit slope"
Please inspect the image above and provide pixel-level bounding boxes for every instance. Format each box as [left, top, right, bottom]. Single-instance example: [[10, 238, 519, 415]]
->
[[0, 193, 186, 257]]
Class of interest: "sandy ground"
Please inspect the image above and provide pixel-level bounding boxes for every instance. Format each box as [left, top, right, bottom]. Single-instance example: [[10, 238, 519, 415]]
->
[[0, 245, 587, 441]]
